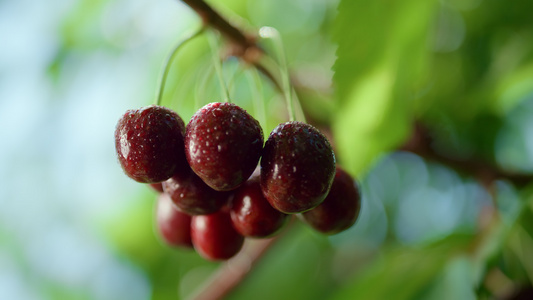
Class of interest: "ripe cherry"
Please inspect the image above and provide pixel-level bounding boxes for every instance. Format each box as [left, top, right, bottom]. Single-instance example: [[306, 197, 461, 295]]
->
[[230, 176, 289, 238], [115, 105, 188, 183], [185, 102, 263, 191], [155, 193, 193, 248], [302, 167, 361, 235], [261, 121, 335, 214], [191, 210, 244, 260], [162, 168, 229, 215], [149, 183, 164, 193]]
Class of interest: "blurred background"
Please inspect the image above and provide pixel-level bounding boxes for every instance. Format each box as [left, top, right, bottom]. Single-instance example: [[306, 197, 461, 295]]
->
[[2, 0, 533, 299]]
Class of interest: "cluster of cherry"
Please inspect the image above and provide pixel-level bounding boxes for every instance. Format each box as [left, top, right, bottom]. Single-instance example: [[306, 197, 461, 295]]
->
[[114, 102, 361, 260]]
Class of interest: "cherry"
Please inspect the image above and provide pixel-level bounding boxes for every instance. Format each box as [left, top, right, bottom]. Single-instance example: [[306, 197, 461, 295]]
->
[[115, 105, 188, 183], [149, 183, 164, 193], [261, 121, 336, 214], [185, 102, 263, 191], [302, 167, 361, 235], [162, 168, 230, 215], [191, 210, 244, 260], [230, 176, 289, 238], [155, 193, 193, 248]]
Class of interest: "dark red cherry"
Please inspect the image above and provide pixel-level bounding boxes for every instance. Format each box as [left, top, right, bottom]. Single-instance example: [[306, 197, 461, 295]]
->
[[185, 102, 263, 191], [149, 183, 164, 193], [302, 167, 361, 235], [260, 121, 335, 214], [115, 105, 187, 183], [230, 176, 289, 238], [155, 193, 193, 248], [162, 168, 229, 215], [191, 210, 244, 260]]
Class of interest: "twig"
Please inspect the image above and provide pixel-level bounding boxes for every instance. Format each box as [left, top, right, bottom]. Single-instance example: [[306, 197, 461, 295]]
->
[[180, 0, 253, 54], [401, 123, 533, 188], [179, 0, 283, 93], [186, 237, 280, 300]]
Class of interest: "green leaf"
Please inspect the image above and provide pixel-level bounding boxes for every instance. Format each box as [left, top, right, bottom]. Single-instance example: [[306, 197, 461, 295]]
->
[[332, 0, 437, 175], [492, 62, 533, 114], [229, 223, 334, 300], [330, 234, 473, 300], [422, 256, 477, 300]]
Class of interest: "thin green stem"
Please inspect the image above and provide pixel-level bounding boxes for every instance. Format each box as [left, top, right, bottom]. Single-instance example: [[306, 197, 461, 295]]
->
[[155, 27, 205, 106], [246, 66, 267, 132], [208, 31, 231, 103], [195, 62, 214, 109], [293, 90, 307, 123], [227, 63, 244, 98], [259, 26, 295, 122]]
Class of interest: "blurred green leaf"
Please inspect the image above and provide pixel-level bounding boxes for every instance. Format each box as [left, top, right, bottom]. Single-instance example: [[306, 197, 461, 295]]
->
[[332, 0, 437, 175], [493, 62, 533, 114], [103, 191, 162, 270], [103, 190, 214, 300], [422, 256, 477, 300], [60, 0, 108, 49], [421, 0, 533, 124], [508, 226, 533, 285], [331, 234, 473, 300], [229, 223, 334, 300]]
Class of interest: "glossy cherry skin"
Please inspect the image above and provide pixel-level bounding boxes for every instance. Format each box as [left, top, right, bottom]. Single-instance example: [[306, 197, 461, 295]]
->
[[185, 102, 263, 191], [230, 177, 289, 238], [260, 121, 336, 214], [191, 210, 244, 261], [115, 105, 187, 183], [162, 168, 230, 215], [302, 167, 361, 235], [149, 183, 164, 193], [155, 193, 193, 248]]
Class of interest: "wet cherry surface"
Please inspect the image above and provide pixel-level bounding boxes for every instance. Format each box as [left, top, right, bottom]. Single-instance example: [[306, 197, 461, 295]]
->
[[261, 121, 336, 214], [230, 176, 289, 237], [162, 168, 229, 215], [302, 166, 361, 235], [156, 192, 193, 248], [191, 210, 244, 260], [185, 102, 263, 191], [115, 105, 187, 183]]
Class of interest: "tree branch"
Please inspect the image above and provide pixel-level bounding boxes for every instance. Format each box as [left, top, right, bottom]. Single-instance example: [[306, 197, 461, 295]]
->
[[402, 123, 533, 188], [186, 237, 280, 300], [180, 0, 253, 53], [179, 0, 283, 93]]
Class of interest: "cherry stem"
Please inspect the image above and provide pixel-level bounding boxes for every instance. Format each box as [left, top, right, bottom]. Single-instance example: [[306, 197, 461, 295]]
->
[[246, 67, 267, 134], [259, 27, 295, 122], [195, 62, 214, 109], [208, 31, 231, 103], [155, 27, 205, 106], [227, 63, 244, 96]]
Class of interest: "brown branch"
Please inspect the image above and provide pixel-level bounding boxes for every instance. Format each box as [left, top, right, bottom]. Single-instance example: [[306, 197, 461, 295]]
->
[[179, 0, 283, 93], [186, 237, 280, 300], [180, 0, 253, 53], [402, 123, 533, 188], [251, 62, 283, 93]]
